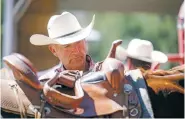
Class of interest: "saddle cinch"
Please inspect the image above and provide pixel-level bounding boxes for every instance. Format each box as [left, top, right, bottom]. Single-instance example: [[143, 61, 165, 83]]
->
[[0, 40, 142, 118]]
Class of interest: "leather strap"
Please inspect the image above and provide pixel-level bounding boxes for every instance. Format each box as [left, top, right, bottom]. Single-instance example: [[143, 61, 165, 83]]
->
[[9, 83, 27, 118], [28, 105, 41, 119]]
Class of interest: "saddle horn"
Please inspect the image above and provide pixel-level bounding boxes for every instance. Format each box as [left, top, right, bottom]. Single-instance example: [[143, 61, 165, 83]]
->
[[100, 40, 125, 94], [106, 40, 123, 58]]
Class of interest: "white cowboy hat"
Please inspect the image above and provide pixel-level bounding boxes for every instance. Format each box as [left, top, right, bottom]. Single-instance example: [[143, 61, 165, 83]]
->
[[30, 12, 95, 45], [116, 39, 168, 63]]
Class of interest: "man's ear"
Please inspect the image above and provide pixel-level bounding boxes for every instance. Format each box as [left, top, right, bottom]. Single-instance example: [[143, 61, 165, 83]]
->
[[48, 45, 58, 57]]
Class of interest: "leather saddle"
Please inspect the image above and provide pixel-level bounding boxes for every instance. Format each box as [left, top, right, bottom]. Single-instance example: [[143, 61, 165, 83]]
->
[[1, 40, 141, 118], [1, 53, 141, 118]]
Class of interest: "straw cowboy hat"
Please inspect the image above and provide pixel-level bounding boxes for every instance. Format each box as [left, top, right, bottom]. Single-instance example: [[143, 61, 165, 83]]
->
[[116, 39, 168, 63], [30, 12, 95, 45]]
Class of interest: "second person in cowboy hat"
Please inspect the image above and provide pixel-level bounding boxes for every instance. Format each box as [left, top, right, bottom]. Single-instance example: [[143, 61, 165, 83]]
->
[[30, 11, 95, 80], [116, 38, 168, 71]]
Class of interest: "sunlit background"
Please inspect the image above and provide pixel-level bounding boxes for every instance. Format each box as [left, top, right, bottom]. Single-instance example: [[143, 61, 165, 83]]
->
[[1, 0, 184, 71]]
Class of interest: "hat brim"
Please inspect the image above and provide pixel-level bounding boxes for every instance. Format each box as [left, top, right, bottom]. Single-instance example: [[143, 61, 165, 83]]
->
[[116, 46, 168, 63], [30, 15, 95, 45]]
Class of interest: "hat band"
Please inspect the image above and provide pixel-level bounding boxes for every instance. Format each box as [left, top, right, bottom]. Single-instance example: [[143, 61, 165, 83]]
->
[[53, 29, 82, 39]]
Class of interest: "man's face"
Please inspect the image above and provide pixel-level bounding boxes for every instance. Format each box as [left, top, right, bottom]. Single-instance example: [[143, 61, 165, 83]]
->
[[49, 40, 87, 71]]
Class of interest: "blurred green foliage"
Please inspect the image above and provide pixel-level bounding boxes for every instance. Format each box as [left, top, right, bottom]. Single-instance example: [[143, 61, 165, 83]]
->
[[88, 12, 178, 69]]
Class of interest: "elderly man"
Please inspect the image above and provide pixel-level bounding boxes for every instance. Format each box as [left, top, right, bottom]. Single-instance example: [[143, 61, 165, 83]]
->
[[30, 12, 95, 80], [116, 38, 168, 71]]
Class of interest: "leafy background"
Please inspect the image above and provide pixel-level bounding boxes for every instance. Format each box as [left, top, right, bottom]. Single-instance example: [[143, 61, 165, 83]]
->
[[87, 12, 178, 69]]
